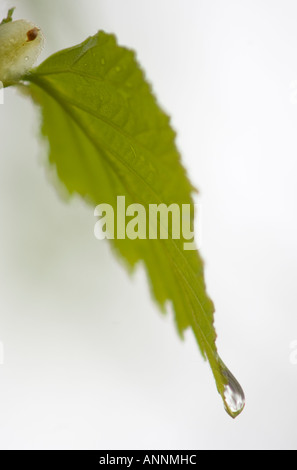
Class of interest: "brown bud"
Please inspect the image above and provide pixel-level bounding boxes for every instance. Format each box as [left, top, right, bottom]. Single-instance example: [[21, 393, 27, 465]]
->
[[26, 27, 39, 42]]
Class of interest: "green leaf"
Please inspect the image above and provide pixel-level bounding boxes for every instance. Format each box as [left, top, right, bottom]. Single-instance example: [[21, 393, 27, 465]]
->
[[24, 31, 244, 418]]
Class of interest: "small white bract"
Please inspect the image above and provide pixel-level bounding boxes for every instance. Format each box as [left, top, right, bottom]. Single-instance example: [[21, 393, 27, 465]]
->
[[0, 19, 44, 86]]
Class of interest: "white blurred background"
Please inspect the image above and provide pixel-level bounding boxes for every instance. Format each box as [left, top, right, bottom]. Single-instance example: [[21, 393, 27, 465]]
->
[[0, 0, 297, 450]]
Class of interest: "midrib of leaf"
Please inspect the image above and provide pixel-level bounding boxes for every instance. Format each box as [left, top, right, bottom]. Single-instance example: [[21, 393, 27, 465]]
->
[[30, 70, 176, 169]]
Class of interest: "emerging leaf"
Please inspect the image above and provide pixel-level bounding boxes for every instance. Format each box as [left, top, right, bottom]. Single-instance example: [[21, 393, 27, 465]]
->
[[0, 7, 15, 26]]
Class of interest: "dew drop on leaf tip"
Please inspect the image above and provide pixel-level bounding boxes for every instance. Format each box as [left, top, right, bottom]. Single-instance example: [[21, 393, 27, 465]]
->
[[220, 358, 245, 418]]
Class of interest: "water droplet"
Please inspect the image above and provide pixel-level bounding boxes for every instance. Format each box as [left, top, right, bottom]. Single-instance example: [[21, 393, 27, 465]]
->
[[24, 56, 29, 61], [219, 357, 245, 418]]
